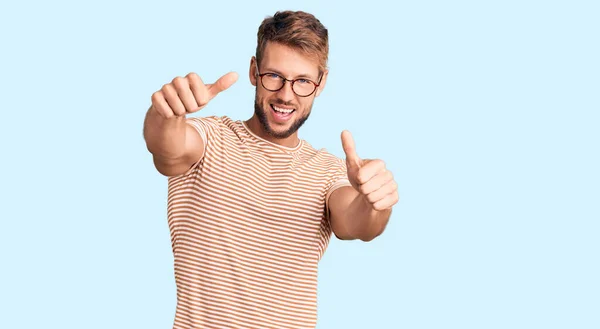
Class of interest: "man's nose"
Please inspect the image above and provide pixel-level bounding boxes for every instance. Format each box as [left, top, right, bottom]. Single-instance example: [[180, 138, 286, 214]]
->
[[276, 80, 296, 101]]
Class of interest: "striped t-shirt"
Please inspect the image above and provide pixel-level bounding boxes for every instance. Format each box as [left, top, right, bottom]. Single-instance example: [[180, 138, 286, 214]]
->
[[166, 115, 351, 329]]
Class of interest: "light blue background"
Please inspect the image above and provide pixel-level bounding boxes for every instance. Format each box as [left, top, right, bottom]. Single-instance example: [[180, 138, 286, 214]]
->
[[1, 1, 598, 328]]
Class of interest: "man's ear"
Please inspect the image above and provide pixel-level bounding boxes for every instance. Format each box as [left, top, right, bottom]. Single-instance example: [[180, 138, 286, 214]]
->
[[315, 68, 329, 97], [249, 56, 258, 87]]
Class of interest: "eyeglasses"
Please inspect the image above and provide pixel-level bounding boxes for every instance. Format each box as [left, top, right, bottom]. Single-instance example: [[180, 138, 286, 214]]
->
[[256, 66, 322, 97]]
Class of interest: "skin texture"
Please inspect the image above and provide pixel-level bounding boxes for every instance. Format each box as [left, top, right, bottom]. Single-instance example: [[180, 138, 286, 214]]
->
[[143, 41, 399, 241]]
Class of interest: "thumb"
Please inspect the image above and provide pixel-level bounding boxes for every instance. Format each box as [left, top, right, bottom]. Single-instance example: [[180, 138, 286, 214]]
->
[[207, 71, 239, 99], [341, 130, 361, 169]]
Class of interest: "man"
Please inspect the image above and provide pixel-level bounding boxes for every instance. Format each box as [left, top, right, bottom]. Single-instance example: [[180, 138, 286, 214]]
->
[[143, 10, 399, 329]]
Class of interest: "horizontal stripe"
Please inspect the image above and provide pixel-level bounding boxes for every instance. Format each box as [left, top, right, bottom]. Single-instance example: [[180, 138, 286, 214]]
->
[[166, 115, 351, 329]]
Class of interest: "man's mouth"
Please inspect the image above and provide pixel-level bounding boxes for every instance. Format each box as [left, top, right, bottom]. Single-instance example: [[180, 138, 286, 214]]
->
[[270, 104, 296, 123], [271, 104, 295, 114]]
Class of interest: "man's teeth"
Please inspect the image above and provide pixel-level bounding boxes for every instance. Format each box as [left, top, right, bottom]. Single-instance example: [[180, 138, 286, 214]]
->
[[273, 105, 294, 114]]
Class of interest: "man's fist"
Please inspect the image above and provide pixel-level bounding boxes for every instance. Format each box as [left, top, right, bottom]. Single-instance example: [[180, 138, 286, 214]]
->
[[341, 130, 399, 211], [151, 72, 238, 119]]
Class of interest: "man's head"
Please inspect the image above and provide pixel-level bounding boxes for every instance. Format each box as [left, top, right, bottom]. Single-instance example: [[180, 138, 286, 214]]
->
[[249, 11, 329, 139]]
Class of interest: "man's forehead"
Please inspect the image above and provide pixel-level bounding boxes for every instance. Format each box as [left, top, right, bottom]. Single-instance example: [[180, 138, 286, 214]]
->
[[261, 43, 320, 78]]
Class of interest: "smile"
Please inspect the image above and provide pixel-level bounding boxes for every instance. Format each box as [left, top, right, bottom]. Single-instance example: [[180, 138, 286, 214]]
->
[[270, 104, 295, 122], [271, 104, 295, 114]]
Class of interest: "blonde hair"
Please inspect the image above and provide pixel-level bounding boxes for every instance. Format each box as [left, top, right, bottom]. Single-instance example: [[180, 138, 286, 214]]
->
[[256, 11, 329, 74]]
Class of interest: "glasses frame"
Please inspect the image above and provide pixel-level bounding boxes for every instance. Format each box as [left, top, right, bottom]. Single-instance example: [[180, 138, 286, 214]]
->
[[255, 65, 322, 97]]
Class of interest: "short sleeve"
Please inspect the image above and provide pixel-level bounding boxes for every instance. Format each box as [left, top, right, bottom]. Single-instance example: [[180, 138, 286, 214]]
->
[[325, 158, 353, 218], [178, 115, 221, 176]]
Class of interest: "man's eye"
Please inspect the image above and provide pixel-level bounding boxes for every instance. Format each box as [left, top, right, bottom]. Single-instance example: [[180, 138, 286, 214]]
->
[[266, 73, 280, 79], [297, 79, 311, 84]]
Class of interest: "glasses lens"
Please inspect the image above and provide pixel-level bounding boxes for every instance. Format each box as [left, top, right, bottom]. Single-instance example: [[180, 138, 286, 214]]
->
[[261, 74, 284, 91], [292, 80, 316, 97]]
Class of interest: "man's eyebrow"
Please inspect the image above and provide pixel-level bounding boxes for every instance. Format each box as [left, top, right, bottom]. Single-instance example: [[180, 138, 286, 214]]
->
[[263, 67, 317, 80]]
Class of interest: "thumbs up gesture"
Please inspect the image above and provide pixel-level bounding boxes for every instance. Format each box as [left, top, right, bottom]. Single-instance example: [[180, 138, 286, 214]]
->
[[151, 72, 238, 119], [341, 130, 399, 211]]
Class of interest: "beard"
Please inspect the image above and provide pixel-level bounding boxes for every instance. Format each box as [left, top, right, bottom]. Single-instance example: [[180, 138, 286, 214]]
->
[[254, 93, 312, 139]]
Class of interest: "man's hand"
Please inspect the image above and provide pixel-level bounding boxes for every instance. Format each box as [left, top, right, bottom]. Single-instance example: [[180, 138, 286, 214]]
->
[[151, 72, 238, 119], [143, 71, 238, 176], [341, 130, 399, 211]]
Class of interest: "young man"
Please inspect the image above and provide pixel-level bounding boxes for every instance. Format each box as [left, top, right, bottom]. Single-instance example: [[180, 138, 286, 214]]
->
[[143, 10, 399, 329]]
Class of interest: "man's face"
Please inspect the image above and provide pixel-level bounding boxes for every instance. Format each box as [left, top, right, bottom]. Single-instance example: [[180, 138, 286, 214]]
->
[[250, 42, 327, 139]]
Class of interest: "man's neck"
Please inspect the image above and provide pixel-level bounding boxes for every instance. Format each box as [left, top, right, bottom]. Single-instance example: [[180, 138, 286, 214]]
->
[[245, 115, 300, 148]]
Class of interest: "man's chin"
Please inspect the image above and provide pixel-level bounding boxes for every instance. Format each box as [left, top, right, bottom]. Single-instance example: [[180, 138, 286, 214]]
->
[[254, 101, 307, 139], [266, 124, 295, 139]]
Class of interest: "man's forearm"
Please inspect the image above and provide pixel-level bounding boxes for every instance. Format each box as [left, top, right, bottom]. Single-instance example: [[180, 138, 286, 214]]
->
[[343, 192, 392, 241], [143, 106, 187, 159]]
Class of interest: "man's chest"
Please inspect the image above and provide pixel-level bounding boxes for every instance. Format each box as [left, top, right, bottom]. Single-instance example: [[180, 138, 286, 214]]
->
[[196, 149, 331, 234]]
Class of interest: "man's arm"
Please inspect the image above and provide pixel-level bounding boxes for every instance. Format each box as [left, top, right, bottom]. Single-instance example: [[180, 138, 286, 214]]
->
[[143, 72, 238, 176], [143, 105, 204, 176], [328, 186, 393, 241], [327, 130, 399, 241]]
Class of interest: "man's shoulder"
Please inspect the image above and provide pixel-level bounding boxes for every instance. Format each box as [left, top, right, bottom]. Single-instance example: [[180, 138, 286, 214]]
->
[[188, 114, 232, 125], [187, 115, 241, 133], [301, 142, 347, 171]]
